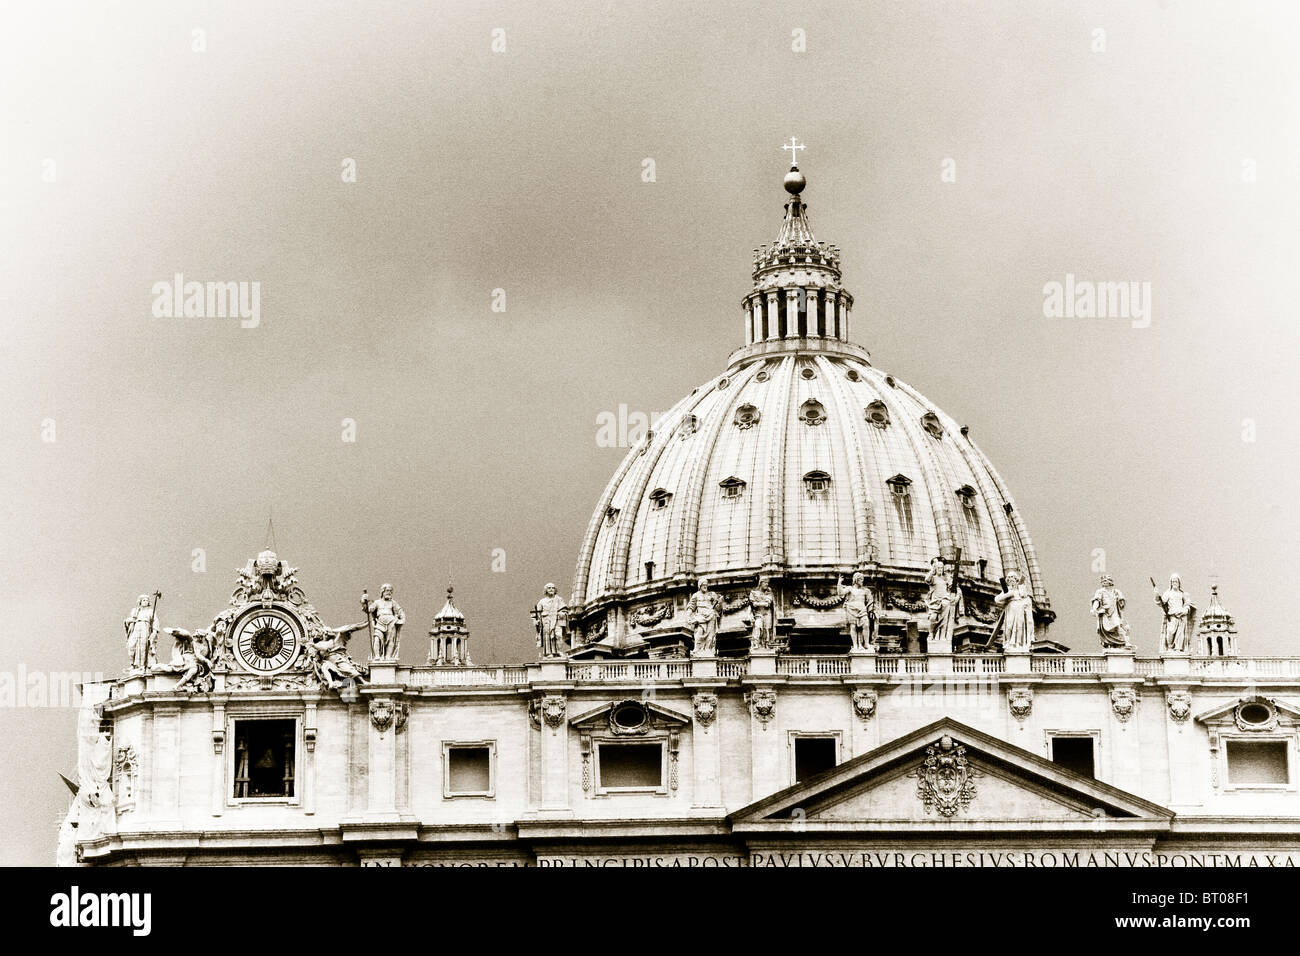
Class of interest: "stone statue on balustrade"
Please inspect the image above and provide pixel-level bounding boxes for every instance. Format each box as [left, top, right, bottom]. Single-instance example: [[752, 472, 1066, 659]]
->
[[307, 623, 369, 690], [925, 557, 963, 649], [1091, 574, 1131, 648], [990, 567, 1034, 650], [748, 575, 778, 649], [838, 571, 877, 650], [1154, 573, 1197, 653], [362, 584, 404, 661], [124, 592, 161, 672], [533, 583, 569, 658], [158, 627, 215, 693], [687, 577, 723, 657]]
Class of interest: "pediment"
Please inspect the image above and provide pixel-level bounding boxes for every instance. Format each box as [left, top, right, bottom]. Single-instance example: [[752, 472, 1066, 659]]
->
[[731, 717, 1173, 832], [1194, 694, 1300, 728], [569, 698, 690, 734]]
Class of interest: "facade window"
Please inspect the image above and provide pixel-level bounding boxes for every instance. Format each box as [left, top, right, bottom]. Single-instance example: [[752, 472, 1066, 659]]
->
[[792, 734, 839, 783], [232, 718, 296, 800], [649, 488, 672, 510], [443, 742, 495, 798], [720, 476, 746, 500], [1050, 735, 1096, 779], [1226, 740, 1289, 787], [887, 474, 914, 536], [597, 742, 665, 792]]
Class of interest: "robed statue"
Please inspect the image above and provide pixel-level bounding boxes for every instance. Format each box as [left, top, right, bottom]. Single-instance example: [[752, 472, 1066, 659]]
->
[[1154, 573, 1196, 653], [687, 577, 723, 656], [1090, 574, 1131, 648], [124, 592, 161, 672], [748, 575, 778, 649], [990, 568, 1034, 650], [533, 583, 569, 658]]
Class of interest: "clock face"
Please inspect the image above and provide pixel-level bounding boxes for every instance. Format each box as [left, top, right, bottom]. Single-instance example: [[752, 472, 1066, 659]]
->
[[232, 607, 303, 675]]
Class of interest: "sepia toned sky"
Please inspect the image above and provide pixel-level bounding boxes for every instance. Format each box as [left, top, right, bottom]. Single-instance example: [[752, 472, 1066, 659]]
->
[[2, 1, 1298, 864]]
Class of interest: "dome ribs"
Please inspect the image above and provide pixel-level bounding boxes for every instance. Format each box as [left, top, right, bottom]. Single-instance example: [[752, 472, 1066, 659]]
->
[[887, 382, 960, 567], [817, 354, 877, 567], [761, 356, 795, 570], [675, 361, 764, 578], [966, 434, 1051, 609]]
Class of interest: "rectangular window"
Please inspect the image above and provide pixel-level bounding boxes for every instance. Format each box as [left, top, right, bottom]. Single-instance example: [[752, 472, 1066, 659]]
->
[[444, 742, 495, 797], [1050, 736, 1096, 779], [1226, 739, 1289, 786], [233, 718, 296, 799], [793, 736, 838, 782], [598, 742, 663, 791]]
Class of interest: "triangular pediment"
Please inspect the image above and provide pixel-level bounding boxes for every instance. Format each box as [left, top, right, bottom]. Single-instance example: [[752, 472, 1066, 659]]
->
[[730, 718, 1173, 832], [569, 698, 690, 732]]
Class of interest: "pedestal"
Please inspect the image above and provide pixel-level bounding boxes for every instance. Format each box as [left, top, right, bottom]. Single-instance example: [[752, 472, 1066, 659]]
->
[[690, 655, 718, 679], [1104, 647, 1136, 674], [1003, 648, 1032, 675], [849, 646, 876, 675], [748, 647, 777, 676], [1160, 652, 1190, 677]]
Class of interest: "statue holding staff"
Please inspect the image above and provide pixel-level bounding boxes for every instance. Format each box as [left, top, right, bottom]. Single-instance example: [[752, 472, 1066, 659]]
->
[[1153, 573, 1196, 653], [362, 584, 404, 661], [124, 592, 161, 672]]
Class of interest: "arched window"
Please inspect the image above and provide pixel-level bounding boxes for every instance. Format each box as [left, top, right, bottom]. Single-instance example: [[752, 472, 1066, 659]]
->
[[649, 488, 672, 511]]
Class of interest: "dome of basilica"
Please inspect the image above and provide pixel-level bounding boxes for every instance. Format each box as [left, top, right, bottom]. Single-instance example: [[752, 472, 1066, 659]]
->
[[569, 162, 1053, 657]]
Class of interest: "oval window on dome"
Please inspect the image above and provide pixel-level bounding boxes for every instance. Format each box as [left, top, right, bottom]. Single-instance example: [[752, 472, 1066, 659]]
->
[[720, 476, 747, 500], [800, 367, 816, 380], [734, 404, 760, 429], [865, 400, 890, 429], [799, 399, 827, 426], [755, 369, 770, 383], [846, 368, 861, 382], [921, 411, 944, 439], [718, 377, 730, 390]]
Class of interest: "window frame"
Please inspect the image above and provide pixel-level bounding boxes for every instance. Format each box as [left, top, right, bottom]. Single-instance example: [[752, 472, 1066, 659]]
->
[[1221, 734, 1295, 792], [227, 713, 303, 807], [593, 739, 669, 795], [442, 740, 497, 799], [788, 731, 842, 785], [1044, 729, 1101, 780]]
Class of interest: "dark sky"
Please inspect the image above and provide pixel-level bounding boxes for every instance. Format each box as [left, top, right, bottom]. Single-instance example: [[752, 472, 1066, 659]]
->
[[3, 0, 1298, 863]]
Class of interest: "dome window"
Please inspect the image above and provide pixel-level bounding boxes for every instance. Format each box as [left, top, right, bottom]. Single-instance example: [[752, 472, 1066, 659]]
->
[[921, 412, 944, 439], [605, 507, 620, 524], [649, 488, 672, 511], [798, 399, 827, 426], [718, 377, 730, 390], [955, 485, 977, 510], [803, 470, 831, 496], [720, 476, 747, 500], [678, 415, 698, 440], [865, 401, 890, 429], [846, 368, 861, 382], [800, 367, 816, 380], [887, 474, 914, 536], [734, 404, 761, 429]]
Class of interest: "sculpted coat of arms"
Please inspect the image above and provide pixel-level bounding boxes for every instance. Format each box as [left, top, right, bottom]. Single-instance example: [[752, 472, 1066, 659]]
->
[[911, 734, 980, 817]]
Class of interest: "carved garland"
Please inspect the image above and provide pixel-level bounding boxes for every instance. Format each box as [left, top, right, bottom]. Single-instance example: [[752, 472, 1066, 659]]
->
[[793, 590, 847, 609], [631, 603, 672, 628]]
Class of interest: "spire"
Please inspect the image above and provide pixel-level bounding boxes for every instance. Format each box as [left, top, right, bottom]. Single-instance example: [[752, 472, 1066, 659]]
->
[[741, 144, 855, 348]]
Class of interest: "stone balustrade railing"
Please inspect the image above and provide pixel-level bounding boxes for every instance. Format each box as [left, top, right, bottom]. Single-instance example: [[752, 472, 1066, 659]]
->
[[387, 655, 1300, 689]]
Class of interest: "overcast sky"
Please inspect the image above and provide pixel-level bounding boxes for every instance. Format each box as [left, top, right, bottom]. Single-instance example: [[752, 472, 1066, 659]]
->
[[2, 1, 1298, 864]]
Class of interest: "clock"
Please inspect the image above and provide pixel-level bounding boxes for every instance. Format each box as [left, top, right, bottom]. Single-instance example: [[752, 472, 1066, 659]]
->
[[232, 606, 303, 675]]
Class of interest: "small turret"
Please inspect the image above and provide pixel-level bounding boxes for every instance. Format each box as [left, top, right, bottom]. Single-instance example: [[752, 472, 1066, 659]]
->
[[1199, 585, 1238, 658], [428, 586, 471, 666]]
